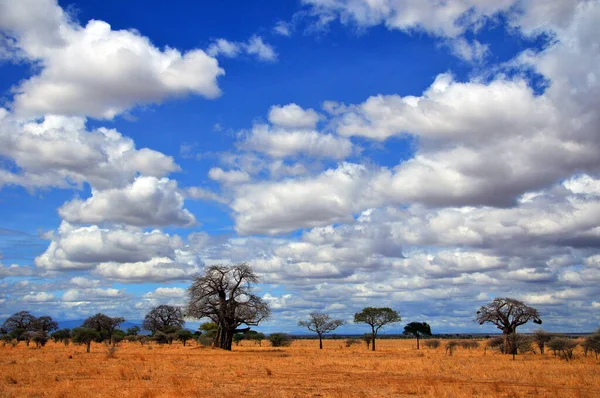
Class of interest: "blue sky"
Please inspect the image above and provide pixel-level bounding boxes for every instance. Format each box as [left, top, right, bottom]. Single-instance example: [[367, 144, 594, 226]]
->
[[1, 0, 599, 334]]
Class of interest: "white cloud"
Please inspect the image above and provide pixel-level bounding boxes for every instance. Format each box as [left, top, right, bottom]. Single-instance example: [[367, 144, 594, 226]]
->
[[208, 167, 251, 185], [22, 292, 55, 302], [0, 0, 223, 119], [0, 111, 179, 191], [207, 35, 277, 62], [36, 222, 184, 270], [242, 124, 353, 159], [58, 176, 196, 227], [232, 163, 379, 235], [273, 21, 292, 36], [62, 288, 124, 302], [95, 253, 200, 282], [143, 287, 186, 299], [268, 103, 321, 130], [301, 0, 587, 38]]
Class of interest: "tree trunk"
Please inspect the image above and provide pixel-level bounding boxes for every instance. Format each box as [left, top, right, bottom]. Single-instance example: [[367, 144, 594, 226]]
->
[[416, 335, 420, 350], [372, 329, 376, 352], [319, 334, 323, 349], [86, 342, 91, 353], [219, 327, 234, 350]]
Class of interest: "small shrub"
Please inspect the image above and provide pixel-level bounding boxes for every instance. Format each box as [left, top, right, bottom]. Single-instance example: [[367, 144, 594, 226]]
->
[[268, 333, 292, 347], [423, 339, 440, 348], [548, 337, 578, 361], [487, 337, 504, 353], [460, 340, 479, 349], [345, 338, 360, 347], [197, 335, 214, 347], [362, 334, 373, 350], [265, 368, 272, 376], [445, 340, 458, 356]]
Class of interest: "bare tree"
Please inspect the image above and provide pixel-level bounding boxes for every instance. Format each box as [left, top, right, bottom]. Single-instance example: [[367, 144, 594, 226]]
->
[[532, 330, 553, 354], [354, 307, 401, 351], [298, 312, 345, 349], [476, 298, 541, 355], [187, 263, 271, 350], [33, 316, 58, 335], [142, 305, 184, 333], [1, 311, 36, 339], [403, 322, 432, 350], [82, 313, 125, 344]]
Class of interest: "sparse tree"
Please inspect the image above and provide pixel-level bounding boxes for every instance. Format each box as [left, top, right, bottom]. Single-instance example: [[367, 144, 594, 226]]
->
[[547, 337, 578, 361], [72, 327, 99, 353], [82, 313, 125, 344], [532, 330, 553, 354], [403, 322, 432, 350], [354, 307, 401, 351], [582, 331, 600, 359], [476, 298, 541, 355], [298, 312, 345, 349], [187, 263, 271, 350], [142, 305, 185, 334]]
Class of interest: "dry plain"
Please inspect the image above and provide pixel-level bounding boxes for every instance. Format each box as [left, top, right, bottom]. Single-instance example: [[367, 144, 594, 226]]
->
[[1, 339, 599, 398]]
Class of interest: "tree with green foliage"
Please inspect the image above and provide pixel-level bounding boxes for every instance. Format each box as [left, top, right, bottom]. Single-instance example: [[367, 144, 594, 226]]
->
[[403, 322, 432, 350], [177, 329, 194, 346], [126, 326, 141, 336], [354, 307, 401, 351], [82, 313, 125, 344], [268, 333, 292, 347], [72, 327, 100, 353], [51, 329, 72, 345], [298, 312, 345, 349]]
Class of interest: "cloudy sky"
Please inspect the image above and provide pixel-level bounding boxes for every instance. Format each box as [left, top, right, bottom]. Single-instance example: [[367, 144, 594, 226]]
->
[[1, 0, 599, 334]]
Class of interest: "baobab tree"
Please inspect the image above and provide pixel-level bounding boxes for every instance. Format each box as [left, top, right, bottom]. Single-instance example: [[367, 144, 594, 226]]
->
[[298, 312, 345, 349], [354, 307, 401, 351], [142, 305, 185, 333], [476, 297, 541, 355], [82, 313, 125, 344], [403, 322, 432, 349], [187, 263, 271, 350]]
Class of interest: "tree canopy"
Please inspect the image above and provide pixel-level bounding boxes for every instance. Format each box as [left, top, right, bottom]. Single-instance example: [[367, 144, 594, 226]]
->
[[298, 312, 345, 349], [476, 297, 541, 354], [142, 305, 184, 333], [82, 313, 125, 344], [354, 307, 401, 351], [187, 263, 271, 350], [403, 322, 432, 349]]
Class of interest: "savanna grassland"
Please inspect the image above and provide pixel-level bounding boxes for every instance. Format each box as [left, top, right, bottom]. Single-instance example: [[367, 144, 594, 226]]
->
[[1, 339, 599, 398]]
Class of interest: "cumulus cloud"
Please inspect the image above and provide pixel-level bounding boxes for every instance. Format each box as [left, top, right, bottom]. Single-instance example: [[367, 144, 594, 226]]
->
[[95, 254, 200, 283], [0, 110, 179, 190], [268, 104, 321, 130], [301, 0, 588, 38], [242, 124, 353, 159], [58, 176, 195, 227], [36, 222, 184, 270], [208, 167, 251, 185], [22, 292, 55, 302], [0, 0, 223, 119], [207, 35, 277, 62]]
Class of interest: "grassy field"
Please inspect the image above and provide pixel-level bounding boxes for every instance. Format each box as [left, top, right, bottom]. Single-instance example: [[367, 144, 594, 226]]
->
[[1, 339, 599, 397]]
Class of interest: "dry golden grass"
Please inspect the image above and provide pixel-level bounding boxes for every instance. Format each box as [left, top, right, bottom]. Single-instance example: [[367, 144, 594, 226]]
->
[[1, 339, 599, 397]]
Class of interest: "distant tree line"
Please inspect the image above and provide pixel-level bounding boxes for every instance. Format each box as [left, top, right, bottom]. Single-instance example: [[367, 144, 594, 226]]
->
[[2, 265, 599, 361]]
